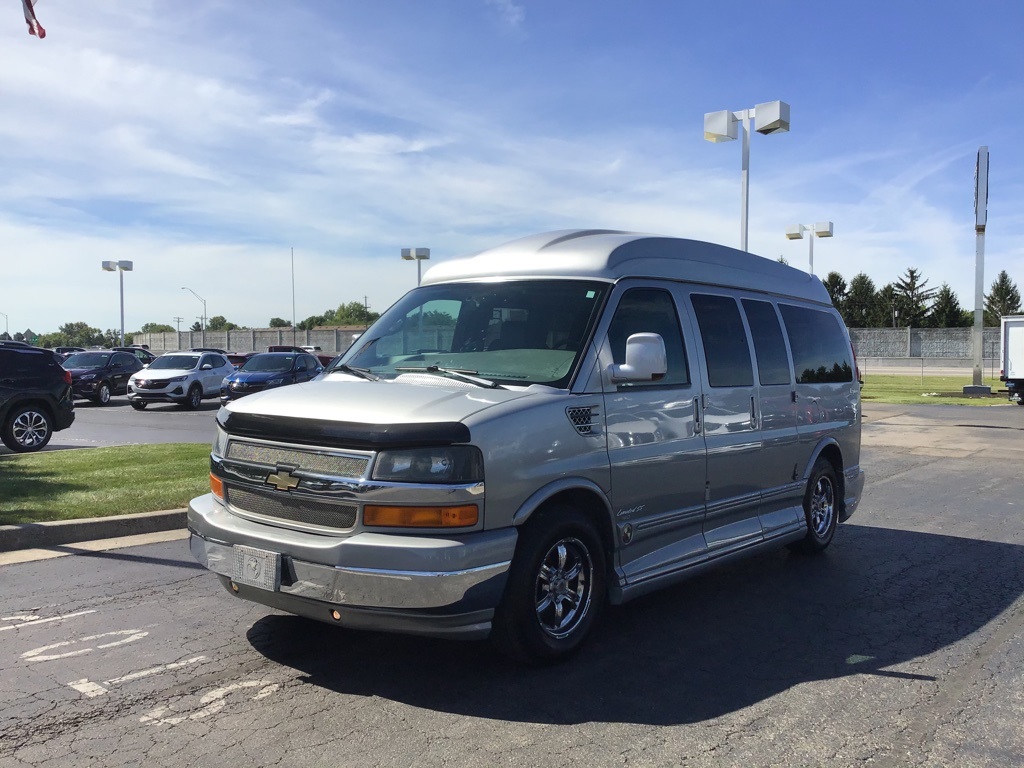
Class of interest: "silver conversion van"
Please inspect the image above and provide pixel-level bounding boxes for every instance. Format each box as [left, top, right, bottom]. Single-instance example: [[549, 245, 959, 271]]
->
[[188, 230, 864, 662]]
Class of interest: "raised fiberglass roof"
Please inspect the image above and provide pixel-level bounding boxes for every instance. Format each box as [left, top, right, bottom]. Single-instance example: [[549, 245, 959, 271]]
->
[[421, 229, 832, 305]]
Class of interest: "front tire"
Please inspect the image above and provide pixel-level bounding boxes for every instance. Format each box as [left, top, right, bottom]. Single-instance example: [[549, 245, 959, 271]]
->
[[2, 405, 54, 452], [93, 382, 111, 405], [130, 400, 148, 410], [492, 505, 606, 664], [183, 385, 202, 410], [789, 457, 839, 554]]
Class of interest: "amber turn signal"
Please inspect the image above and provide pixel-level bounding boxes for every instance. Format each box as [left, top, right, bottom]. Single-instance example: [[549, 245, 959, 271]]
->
[[363, 504, 478, 528], [210, 473, 224, 500]]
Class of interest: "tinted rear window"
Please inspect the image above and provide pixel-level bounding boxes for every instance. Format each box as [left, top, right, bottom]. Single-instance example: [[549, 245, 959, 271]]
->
[[779, 304, 853, 383]]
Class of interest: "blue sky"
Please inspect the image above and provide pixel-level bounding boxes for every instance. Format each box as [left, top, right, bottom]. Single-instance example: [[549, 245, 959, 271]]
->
[[2, 1, 1022, 336]]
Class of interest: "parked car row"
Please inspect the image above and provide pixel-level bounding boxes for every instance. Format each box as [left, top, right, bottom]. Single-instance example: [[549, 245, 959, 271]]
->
[[1, 344, 333, 448]]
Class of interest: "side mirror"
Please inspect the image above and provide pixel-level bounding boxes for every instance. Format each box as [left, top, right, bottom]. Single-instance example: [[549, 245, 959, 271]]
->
[[609, 333, 667, 383], [201, 363, 213, 370]]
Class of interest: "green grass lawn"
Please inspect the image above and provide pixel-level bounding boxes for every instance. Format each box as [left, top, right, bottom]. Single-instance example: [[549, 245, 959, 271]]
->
[[0, 444, 210, 526], [860, 374, 1009, 406]]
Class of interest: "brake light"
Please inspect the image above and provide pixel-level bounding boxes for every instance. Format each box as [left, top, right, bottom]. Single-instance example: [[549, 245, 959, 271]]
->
[[63, 370, 72, 385]]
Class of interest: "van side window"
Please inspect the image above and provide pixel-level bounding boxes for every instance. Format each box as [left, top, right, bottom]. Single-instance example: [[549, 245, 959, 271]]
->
[[741, 299, 791, 386], [691, 294, 753, 387], [779, 304, 854, 383], [608, 288, 689, 388]]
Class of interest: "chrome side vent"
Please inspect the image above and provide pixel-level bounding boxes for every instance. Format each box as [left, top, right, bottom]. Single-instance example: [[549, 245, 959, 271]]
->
[[566, 406, 600, 436]]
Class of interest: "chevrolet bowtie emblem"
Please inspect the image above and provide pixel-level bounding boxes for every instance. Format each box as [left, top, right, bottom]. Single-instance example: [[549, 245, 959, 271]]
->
[[266, 469, 300, 491]]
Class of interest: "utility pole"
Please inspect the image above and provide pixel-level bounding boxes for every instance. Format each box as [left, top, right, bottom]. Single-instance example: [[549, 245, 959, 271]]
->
[[173, 316, 184, 333]]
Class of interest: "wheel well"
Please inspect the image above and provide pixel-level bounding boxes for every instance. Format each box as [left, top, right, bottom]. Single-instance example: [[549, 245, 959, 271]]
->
[[526, 488, 615, 574], [815, 443, 845, 512], [3, 398, 55, 424]]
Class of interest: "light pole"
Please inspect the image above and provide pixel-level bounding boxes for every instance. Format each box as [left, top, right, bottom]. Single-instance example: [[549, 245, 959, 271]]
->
[[785, 222, 834, 275], [181, 287, 207, 348], [0, 311, 8, 339], [101, 260, 133, 345], [401, 247, 430, 285], [704, 101, 791, 252]]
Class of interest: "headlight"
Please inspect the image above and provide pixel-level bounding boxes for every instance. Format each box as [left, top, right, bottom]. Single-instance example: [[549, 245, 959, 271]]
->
[[212, 425, 229, 458], [372, 446, 483, 484], [80, 374, 97, 381], [168, 375, 188, 383], [266, 377, 285, 386]]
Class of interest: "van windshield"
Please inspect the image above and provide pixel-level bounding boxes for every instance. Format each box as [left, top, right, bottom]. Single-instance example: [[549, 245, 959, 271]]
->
[[330, 280, 609, 387]]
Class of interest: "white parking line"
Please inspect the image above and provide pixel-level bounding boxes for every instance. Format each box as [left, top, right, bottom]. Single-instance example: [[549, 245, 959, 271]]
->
[[67, 655, 208, 698], [22, 629, 148, 662], [0, 610, 97, 632]]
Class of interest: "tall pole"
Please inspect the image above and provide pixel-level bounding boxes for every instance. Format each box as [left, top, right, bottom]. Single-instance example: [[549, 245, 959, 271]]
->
[[291, 247, 296, 346], [808, 233, 815, 276], [119, 269, 125, 346], [0, 311, 8, 337], [739, 110, 751, 252], [972, 146, 989, 388]]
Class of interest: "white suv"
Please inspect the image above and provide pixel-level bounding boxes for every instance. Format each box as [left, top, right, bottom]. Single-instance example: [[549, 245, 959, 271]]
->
[[128, 351, 234, 410]]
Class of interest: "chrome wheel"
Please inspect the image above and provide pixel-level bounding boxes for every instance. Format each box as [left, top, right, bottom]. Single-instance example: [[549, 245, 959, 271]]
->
[[809, 474, 835, 538], [789, 457, 840, 554], [10, 408, 51, 450], [534, 536, 594, 640], [97, 382, 111, 404], [492, 505, 606, 663], [186, 386, 202, 409]]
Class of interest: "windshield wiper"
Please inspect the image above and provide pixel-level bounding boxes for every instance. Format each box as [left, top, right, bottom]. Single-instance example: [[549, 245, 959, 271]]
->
[[331, 364, 380, 381], [395, 365, 503, 389]]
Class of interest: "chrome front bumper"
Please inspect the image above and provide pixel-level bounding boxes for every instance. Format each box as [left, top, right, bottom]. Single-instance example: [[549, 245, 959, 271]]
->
[[188, 493, 517, 640]]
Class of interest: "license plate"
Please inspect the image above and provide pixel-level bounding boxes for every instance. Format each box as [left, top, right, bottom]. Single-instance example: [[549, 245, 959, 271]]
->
[[231, 545, 282, 592]]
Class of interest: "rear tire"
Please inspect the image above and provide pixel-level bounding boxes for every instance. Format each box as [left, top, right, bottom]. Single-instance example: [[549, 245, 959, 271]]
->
[[491, 505, 606, 664], [789, 457, 839, 554], [2, 404, 54, 452]]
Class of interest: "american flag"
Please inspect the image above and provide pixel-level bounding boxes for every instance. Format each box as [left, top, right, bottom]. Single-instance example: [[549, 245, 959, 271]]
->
[[23, 0, 45, 38]]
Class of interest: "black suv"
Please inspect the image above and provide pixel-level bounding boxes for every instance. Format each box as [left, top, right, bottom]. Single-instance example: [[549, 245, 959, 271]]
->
[[0, 342, 76, 452], [63, 350, 144, 404]]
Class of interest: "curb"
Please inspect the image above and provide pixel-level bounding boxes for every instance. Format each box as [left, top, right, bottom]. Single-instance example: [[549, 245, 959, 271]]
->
[[0, 509, 187, 552]]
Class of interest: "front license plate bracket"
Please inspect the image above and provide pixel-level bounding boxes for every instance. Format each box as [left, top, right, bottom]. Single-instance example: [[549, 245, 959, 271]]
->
[[232, 545, 282, 591]]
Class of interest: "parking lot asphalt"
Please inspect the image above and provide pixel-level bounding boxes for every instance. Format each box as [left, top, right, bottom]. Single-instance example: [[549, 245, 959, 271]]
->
[[3, 400, 1022, 557]]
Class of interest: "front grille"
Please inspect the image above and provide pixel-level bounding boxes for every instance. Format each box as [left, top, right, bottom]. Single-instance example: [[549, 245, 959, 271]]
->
[[134, 380, 167, 390], [226, 486, 357, 530], [226, 441, 369, 478]]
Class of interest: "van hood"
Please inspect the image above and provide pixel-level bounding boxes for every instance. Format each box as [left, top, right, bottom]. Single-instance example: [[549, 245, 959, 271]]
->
[[222, 373, 541, 426]]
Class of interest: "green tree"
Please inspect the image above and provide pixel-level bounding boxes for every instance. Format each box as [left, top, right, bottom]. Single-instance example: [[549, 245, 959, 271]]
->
[[843, 273, 878, 327], [822, 271, 847, 312], [206, 315, 240, 331], [139, 322, 175, 333], [333, 301, 380, 326], [268, 317, 291, 328], [927, 284, 969, 328], [876, 284, 903, 328], [777, 255, 789, 265], [56, 322, 104, 347], [190, 321, 202, 332], [894, 267, 937, 327], [984, 270, 1022, 326]]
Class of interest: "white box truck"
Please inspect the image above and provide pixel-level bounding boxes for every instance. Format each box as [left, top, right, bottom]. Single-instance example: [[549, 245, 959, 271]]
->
[[999, 315, 1024, 405]]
